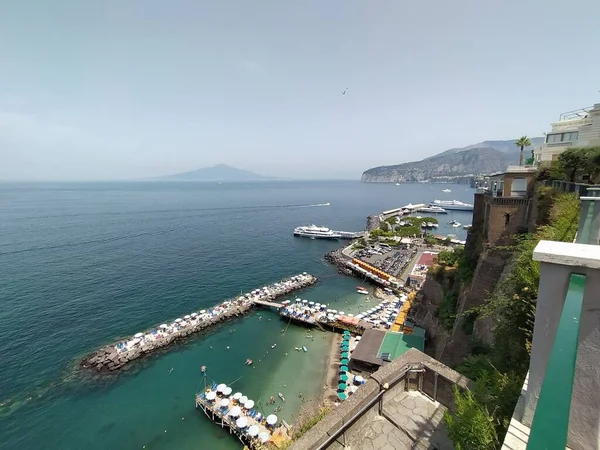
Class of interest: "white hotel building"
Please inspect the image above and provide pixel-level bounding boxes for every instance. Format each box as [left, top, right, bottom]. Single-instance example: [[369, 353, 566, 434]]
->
[[534, 103, 600, 164]]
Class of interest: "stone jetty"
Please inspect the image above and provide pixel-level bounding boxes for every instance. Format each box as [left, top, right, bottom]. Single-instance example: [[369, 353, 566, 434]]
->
[[324, 248, 353, 276], [80, 273, 318, 373]]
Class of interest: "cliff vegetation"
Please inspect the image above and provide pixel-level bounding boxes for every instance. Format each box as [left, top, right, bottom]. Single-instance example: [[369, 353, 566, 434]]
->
[[441, 188, 580, 449]]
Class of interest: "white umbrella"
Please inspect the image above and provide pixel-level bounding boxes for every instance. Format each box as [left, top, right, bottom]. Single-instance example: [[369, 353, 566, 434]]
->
[[244, 399, 255, 409], [222, 387, 232, 396], [229, 406, 241, 417], [184, 315, 191, 319], [331, 310, 338, 314], [355, 375, 364, 383], [216, 384, 226, 393], [266, 414, 277, 425], [348, 313, 354, 317], [309, 301, 315, 305], [130, 338, 141, 345], [236, 417, 248, 428], [239, 395, 248, 405], [295, 298, 301, 302], [339, 311, 345, 315], [175, 318, 183, 322], [205, 391, 216, 400], [134, 332, 143, 338], [302, 299, 308, 303], [191, 312, 197, 317], [159, 324, 168, 329], [200, 310, 207, 314], [233, 392, 242, 400], [220, 398, 230, 407], [247, 425, 260, 437], [259, 432, 271, 443]]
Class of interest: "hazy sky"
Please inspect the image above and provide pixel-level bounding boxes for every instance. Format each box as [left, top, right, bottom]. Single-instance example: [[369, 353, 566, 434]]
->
[[1, 1, 599, 180]]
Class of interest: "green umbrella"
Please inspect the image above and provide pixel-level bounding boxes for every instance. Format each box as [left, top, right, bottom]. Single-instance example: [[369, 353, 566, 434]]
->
[[340, 341, 349, 346], [338, 392, 347, 400], [340, 365, 348, 372], [343, 330, 350, 335], [341, 344, 349, 350], [340, 358, 349, 365], [343, 335, 350, 340], [341, 352, 349, 358], [338, 383, 347, 391], [339, 374, 348, 382]]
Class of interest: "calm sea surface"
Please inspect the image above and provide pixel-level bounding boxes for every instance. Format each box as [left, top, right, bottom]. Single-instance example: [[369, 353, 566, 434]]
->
[[0, 180, 474, 450]]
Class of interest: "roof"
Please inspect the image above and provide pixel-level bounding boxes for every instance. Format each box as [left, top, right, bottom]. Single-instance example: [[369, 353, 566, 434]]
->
[[378, 330, 425, 361], [350, 328, 386, 366], [417, 252, 437, 266]]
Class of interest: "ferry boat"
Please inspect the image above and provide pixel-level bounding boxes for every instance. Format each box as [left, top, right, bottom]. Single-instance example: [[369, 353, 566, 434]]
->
[[429, 199, 474, 211], [293, 225, 342, 239], [418, 206, 447, 214]]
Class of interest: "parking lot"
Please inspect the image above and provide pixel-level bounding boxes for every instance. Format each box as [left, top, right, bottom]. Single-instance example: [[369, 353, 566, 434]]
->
[[354, 245, 418, 278]]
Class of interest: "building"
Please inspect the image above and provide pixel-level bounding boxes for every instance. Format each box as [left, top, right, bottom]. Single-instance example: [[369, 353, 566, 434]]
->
[[406, 251, 438, 288], [534, 103, 600, 164]]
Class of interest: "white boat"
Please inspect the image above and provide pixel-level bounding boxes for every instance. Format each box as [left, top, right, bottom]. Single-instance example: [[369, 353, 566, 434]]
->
[[463, 224, 472, 229], [430, 199, 474, 211], [417, 206, 447, 214], [426, 222, 434, 228], [431, 223, 438, 228], [452, 222, 461, 228], [395, 183, 401, 186], [302, 346, 308, 352], [357, 289, 368, 295], [441, 188, 451, 193], [294, 225, 342, 239]]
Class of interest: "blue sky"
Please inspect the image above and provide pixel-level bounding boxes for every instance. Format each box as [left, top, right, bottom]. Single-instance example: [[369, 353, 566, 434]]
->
[[1, 0, 599, 180]]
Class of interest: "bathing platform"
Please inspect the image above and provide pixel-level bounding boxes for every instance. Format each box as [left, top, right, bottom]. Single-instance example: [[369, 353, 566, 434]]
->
[[80, 273, 318, 373], [195, 383, 290, 449]]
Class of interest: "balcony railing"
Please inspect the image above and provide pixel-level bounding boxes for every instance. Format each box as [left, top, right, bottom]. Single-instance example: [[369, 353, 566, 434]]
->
[[526, 273, 586, 450]]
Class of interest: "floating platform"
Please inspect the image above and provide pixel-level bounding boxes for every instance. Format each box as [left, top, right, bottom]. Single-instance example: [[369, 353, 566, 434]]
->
[[195, 383, 289, 449], [80, 273, 318, 373]]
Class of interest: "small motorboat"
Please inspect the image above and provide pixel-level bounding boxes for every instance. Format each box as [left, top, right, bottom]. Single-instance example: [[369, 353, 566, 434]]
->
[[463, 224, 472, 229], [245, 359, 253, 366], [442, 188, 451, 193], [452, 222, 461, 228], [302, 346, 308, 352], [421, 222, 427, 228], [357, 289, 368, 295], [201, 365, 206, 373], [271, 344, 277, 349], [278, 393, 286, 402], [295, 347, 301, 352]]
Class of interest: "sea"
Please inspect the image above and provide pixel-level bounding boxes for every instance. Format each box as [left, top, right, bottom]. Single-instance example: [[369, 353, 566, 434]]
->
[[0, 180, 474, 450]]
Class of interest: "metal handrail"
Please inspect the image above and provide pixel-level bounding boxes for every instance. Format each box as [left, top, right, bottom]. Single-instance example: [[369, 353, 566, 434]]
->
[[526, 273, 586, 450]]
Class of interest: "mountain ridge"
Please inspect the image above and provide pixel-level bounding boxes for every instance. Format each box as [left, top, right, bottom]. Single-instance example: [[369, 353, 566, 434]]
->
[[157, 164, 275, 182], [361, 138, 543, 183]]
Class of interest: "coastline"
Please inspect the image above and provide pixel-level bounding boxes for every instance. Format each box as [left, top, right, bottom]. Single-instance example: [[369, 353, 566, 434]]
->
[[322, 332, 342, 405]]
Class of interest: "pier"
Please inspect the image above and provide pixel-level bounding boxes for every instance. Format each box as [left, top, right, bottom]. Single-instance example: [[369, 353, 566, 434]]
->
[[80, 273, 318, 373], [195, 382, 289, 448], [336, 230, 365, 239]]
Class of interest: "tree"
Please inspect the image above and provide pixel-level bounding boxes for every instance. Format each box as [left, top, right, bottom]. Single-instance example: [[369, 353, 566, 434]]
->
[[515, 136, 532, 166], [558, 147, 590, 182]]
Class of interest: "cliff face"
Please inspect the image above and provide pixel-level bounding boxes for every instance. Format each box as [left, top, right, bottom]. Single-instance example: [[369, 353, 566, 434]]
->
[[361, 148, 514, 183]]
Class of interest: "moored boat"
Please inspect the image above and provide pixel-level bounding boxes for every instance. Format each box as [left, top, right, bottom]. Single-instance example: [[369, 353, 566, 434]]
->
[[302, 346, 308, 352]]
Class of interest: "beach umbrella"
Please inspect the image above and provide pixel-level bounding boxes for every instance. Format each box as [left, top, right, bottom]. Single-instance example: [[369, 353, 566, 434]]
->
[[232, 392, 242, 401], [340, 365, 348, 372], [338, 392, 347, 401], [159, 324, 168, 329], [244, 399, 255, 409], [134, 332, 143, 338], [255, 412, 262, 421], [191, 312, 197, 317], [339, 374, 348, 382], [259, 432, 271, 443], [205, 391, 216, 401], [309, 301, 315, 305], [339, 311, 345, 315], [236, 417, 248, 428], [220, 398, 230, 408], [348, 313, 354, 317], [354, 375, 365, 384], [296, 298, 301, 302], [239, 395, 248, 405], [355, 336, 361, 341], [338, 383, 347, 391], [341, 352, 349, 358], [175, 318, 183, 323], [331, 310, 338, 314], [130, 338, 141, 345], [229, 406, 241, 417], [302, 300, 308, 303], [200, 310, 207, 314], [340, 358, 349, 365], [223, 386, 232, 396], [184, 315, 191, 319], [216, 384, 226, 393], [266, 414, 278, 425], [247, 425, 260, 437]]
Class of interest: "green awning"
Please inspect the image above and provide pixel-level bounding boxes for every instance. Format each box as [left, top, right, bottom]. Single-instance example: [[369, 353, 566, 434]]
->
[[339, 374, 348, 382], [338, 383, 347, 391], [338, 392, 347, 400]]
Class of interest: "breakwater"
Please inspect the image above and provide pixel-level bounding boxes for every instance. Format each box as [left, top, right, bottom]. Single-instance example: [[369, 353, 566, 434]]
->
[[80, 273, 318, 373], [324, 248, 353, 276]]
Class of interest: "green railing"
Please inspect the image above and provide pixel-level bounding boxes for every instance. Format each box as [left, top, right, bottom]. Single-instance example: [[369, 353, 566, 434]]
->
[[526, 273, 586, 450]]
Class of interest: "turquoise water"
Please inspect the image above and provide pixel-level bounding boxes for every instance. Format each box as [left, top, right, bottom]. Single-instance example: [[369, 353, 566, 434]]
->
[[0, 180, 474, 449]]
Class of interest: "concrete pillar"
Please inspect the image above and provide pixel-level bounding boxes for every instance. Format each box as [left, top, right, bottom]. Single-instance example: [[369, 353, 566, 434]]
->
[[520, 241, 600, 450]]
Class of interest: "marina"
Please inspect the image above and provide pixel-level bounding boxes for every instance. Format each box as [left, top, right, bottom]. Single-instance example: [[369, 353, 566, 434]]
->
[[80, 273, 317, 373]]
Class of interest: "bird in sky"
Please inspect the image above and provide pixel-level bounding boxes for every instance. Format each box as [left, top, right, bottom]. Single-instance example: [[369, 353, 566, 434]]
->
[[342, 88, 348, 95]]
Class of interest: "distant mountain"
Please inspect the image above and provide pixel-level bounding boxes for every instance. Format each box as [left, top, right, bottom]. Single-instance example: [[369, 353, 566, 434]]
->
[[159, 164, 274, 182], [361, 138, 543, 183]]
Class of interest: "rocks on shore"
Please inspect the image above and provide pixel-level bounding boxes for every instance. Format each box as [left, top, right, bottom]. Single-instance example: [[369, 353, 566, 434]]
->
[[80, 274, 318, 373], [324, 249, 353, 276]]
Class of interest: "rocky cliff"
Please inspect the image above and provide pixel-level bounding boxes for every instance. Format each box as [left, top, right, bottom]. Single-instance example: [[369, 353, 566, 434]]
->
[[362, 147, 512, 183]]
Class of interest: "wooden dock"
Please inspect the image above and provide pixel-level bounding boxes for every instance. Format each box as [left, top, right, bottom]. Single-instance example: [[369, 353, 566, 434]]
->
[[252, 299, 284, 309]]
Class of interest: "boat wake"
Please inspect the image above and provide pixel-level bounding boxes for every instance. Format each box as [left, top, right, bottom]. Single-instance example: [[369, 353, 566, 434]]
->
[[298, 202, 330, 208]]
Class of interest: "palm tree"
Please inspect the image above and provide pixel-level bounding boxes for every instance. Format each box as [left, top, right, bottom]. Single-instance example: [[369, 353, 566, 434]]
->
[[516, 136, 532, 166]]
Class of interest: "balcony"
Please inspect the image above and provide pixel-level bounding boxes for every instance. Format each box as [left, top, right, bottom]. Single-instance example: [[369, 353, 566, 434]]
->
[[502, 195, 600, 450]]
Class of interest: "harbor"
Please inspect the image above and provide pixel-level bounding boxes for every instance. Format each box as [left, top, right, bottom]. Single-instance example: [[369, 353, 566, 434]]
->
[[80, 273, 317, 373]]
